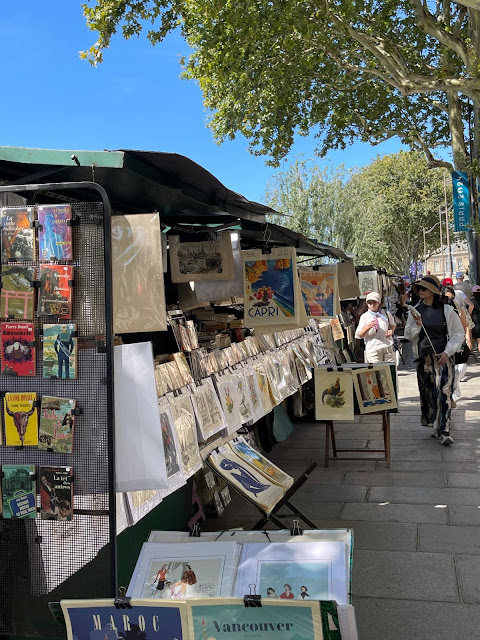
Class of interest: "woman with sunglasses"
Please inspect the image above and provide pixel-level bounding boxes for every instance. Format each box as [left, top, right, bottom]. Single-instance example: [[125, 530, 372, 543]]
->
[[405, 275, 464, 445], [355, 291, 395, 363]]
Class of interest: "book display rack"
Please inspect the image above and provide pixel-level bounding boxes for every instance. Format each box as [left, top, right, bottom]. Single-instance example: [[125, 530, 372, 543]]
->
[[0, 182, 114, 638]]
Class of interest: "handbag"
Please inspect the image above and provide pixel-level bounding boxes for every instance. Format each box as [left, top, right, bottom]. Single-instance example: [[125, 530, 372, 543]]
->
[[455, 341, 471, 364]]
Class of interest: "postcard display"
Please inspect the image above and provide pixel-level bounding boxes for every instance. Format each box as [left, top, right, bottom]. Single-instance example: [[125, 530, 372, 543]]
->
[[0, 202, 114, 637]]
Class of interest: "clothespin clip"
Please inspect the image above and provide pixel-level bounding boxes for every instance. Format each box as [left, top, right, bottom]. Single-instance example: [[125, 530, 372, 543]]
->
[[114, 587, 131, 609], [290, 519, 304, 536], [190, 522, 201, 537], [244, 584, 262, 607]]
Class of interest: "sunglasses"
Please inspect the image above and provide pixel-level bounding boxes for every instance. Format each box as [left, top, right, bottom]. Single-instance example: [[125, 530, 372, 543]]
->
[[417, 286, 427, 292]]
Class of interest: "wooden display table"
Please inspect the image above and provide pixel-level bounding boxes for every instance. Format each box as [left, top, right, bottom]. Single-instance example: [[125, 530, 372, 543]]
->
[[322, 410, 391, 468]]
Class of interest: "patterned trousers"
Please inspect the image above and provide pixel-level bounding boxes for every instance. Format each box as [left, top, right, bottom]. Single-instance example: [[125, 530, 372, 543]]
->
[[416, 354, 454, 435]]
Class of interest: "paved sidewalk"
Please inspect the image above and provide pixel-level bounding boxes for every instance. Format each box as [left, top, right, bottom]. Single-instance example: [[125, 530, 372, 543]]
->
[[205, 347, 480, 639]]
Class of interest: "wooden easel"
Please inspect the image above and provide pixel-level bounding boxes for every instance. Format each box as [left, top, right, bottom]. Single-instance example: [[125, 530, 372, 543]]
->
[[323, 410, 391, 468]]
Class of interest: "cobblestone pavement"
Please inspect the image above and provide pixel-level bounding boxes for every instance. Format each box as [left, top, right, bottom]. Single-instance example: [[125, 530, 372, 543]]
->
[[204, 345, 480, 639]]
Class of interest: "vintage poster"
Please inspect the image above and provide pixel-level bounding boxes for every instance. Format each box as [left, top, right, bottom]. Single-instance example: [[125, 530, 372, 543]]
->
[[61, 599, 187, 640], [234, 541, 348, 606], [299, 265, 338, 318], [352, 365, 398, 414], [0, 265, 35, 320], [126, 541, 237, 599], [38, 396, 76, 453], [38, 264, 73, 318], [43, 323, 77, 379], [357, 270, 380, 298], [229, 437, 294, 490], [39, 465, 73, 521], [188, 599, 324, 640], [330, 318, 345, 342], [169, 233, 235, 283], [1, 321, 35, 376], [158, 397, 186, 498], [314, 369, 355, 422], [207, 447, 284, 514], [242, 247, 300, 327], [4, 391, 38, 446], [1, 464, 36, 519], [168, 393, 203, 479], [0, 206, 35, 261], [37, 204, 73, 260], [112, 213, 167, 333]]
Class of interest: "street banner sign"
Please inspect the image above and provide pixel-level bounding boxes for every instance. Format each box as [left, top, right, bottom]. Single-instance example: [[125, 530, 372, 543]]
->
[[452, 171, 470, 231]]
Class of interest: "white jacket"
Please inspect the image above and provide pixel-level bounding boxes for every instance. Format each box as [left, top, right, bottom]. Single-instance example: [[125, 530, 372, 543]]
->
[[404, 303, 465, 359]]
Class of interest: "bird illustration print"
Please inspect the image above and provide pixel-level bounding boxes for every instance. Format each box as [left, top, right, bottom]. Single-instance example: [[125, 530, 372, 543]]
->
[[322, 378, 346, 408]]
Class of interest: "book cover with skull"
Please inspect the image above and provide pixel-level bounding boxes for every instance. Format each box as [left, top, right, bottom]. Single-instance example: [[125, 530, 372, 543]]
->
[[1, 322, 35, 376], [4, 391, 38, 446]]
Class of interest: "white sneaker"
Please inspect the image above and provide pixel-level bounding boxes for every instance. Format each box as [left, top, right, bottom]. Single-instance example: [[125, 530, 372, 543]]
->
[[441, 434, 454, 446]]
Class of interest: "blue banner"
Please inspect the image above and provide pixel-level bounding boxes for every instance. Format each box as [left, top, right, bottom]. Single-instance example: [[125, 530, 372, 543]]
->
[[452, 171, 470, 231]]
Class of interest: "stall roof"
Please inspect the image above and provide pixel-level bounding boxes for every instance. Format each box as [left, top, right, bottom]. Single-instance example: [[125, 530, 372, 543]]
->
[[0, 145, 348, 259]]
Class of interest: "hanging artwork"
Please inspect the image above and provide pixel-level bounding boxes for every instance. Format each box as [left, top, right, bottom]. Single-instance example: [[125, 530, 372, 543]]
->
[[242, 247, 300, 327], [234, 541, 349, 605], [190, 379, 227, 441], [168, 393, 203, 479], [168, 233, 235, 283], [299, 265, 339, 318], [330, 318, 345, 342], [252, 361, 274, 414], [126, 541, 237, 599], [358, 270, 380, 298], [125, 489, 163, 525], [158, 397, 186, 498], [112, 213, 167, 333], [207, 447, 284, 514], [352, 365, 398, 414], [314, 368, 355, 422], [215, 373, 243, 435]]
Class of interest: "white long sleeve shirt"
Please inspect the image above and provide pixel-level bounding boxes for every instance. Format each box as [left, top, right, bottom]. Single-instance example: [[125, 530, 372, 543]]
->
[[355, 310, 393, 355]]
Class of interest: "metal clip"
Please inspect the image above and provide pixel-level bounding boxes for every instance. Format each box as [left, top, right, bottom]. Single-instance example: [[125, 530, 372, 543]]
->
[[244, 584, 262, 607], [114, 587, 132, 609], [190, 522, 201, 537], [290, 519, 304, 536]]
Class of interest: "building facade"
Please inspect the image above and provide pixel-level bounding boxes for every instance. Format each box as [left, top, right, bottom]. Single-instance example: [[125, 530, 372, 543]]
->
[[425, 241, 469, 279]]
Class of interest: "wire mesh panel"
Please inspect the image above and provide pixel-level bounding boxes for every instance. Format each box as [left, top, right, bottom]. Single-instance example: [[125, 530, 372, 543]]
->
[[0, 199, 114, 637]]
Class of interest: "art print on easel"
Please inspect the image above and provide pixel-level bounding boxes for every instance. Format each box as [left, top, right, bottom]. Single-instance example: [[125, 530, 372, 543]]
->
[[169, 233, 235, 283], [299, 265, 338, 318], [352, 365, 397, 413], [243, 247, 299, 326], [314, 369, 355, 421]]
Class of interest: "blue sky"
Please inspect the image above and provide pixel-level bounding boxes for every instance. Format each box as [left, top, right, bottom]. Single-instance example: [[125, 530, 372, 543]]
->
[[0, 2, 407, 203]]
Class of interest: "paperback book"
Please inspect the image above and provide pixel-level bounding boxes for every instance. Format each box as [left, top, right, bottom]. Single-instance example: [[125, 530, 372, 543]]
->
[[39, 465, 73, 521], [0, 206, 35, 261], [1, 464, 36, 518], [38, 396, 76, 453], [37, 204, 73, 261], [1, 322, 35, 376], [42, 323, 77, 379], [38, 264, 73, 318], [0, 265, 35, 319], [4, 392, 38, 446]]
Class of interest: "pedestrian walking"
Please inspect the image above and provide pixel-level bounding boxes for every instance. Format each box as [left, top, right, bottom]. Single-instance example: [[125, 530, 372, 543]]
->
[[405, 275, 464, 445], [355, 291, 395, 363]]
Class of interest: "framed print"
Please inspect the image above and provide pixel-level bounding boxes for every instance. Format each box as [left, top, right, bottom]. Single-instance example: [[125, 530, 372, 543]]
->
[[352, 365, 397, 413], [234, 540, 349, 605], [314, 368, 355, 421], [188, 599, 324, 640], [112, 213, 167, 333], [169, 233, 235, 283], [242, 247, 300, 327], [299, 265, 339, 318], [126, 541, 237, 599], [357, 270, 380, 298]]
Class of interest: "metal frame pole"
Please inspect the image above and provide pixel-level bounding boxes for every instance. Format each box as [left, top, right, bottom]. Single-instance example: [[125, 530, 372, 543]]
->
[[439, 206, 445, 280], [0, 180, 117, 597], [444, 175, 453, 276]]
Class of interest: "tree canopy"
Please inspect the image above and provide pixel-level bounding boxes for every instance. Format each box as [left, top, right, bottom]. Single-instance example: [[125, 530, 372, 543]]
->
[[82, 0, 480, 170], [264, 151, 451, 274]]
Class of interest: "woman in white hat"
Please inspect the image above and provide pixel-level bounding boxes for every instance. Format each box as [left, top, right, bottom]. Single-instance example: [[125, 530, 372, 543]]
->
[[355, 291, 395, 363], [405, 275, 464, 445]]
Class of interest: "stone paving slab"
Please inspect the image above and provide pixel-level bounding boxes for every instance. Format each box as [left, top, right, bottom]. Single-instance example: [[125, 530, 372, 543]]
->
[[447, 472, 480, 487], [455, 555, 480, 603], [339, 502, 447, 524], [352, 550, 459, 601], [368, 486, 480, 505], [292, 483, 368, 503], [343, 470, 446, 487], [441, 447, 480, 461], [353, 598, 480, 640], [375, 460, 480, 472], [419, 524, 480, 554], [449, 505, 480, 525], [306, 520, 417, 551]]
